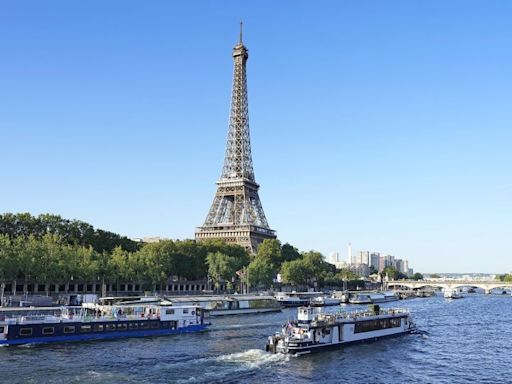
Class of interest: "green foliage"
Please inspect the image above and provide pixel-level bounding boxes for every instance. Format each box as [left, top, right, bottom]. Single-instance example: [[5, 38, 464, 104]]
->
[[247, 257, 274, 288], [256, 239, 282, 267], [381, 266, 408, 280], [206, 252, 239, 287], [281, 243, 301, 263], [0, 212, 138, 253], [410, 272, 424, 281], [280, 259, 309, 286], [498, 274, 512, 282], [429, 273, 441, 278], [0, 212, 358, 291], [0, 232, 251, 290], [336, 268, 360, 280], [280, 251, 333, 286]]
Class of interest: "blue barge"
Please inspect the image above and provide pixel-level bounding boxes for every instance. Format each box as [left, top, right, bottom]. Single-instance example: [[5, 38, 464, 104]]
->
[[0, 304, 208, 346]]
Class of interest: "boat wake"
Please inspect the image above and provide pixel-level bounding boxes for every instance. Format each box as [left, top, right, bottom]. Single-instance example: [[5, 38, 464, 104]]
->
[[214, 348, 288, 368], [175, 349, 287, 383]]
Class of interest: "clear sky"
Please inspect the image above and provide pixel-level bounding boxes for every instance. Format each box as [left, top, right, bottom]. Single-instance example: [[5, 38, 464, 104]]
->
[[1, 1, 511, 273]]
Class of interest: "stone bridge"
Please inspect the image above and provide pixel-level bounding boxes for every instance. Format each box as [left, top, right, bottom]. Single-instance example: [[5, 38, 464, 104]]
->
[[386, 280, 512, 294]]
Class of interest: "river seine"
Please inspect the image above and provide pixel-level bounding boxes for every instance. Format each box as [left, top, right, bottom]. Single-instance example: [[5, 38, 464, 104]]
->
[[1, 294, 510, 383]]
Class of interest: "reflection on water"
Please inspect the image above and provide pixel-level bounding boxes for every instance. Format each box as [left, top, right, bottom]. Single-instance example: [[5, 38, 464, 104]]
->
[[1, 295, 511, 384]]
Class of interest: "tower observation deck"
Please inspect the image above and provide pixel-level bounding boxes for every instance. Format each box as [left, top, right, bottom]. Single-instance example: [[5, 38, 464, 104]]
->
[[195, 24, 276, 253]]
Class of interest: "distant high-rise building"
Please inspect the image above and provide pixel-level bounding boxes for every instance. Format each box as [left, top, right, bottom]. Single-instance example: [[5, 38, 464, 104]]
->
[[329, 251, 339, 265], [379, 255, 395, 272], [355, 251, 369, 266], [396, 259, 404, 274], [402, 259, 409, 274], [370, 252, 380, 270], [347, 243, 352, 264]]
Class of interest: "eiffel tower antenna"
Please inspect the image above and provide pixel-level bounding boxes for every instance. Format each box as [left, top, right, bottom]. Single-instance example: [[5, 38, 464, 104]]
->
[[195, 25, 276, 253], [239, 20, 243, 44]]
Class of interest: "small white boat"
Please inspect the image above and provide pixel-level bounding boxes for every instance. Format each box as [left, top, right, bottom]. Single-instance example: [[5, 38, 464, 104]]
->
[[274, 292, 321, 307], [309, 296, 342, 307], [444, 289, 463, 299], [349, 291, 399, 304], [266, 305, 416, 355]]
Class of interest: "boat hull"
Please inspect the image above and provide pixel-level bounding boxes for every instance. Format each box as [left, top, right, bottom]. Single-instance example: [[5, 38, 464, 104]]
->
[[276, 329, 415, 355], [0, 322, 207, 346]]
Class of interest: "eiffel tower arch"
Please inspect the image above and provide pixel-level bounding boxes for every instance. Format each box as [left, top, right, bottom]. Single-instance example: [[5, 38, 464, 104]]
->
[[195, 24, 276, 253]]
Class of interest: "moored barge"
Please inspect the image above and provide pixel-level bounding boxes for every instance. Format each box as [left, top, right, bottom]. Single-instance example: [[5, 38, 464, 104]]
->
[[0, 304, 207, 346]]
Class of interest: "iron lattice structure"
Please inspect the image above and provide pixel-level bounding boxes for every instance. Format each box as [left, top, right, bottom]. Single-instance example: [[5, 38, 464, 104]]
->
[[195, 25, 276, 253]]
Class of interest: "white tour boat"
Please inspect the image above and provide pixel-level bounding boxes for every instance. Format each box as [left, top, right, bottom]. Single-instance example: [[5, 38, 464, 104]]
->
[[266, 305, 416, 355], [274, 292, 322, 307], [349, 291, 399, 304], [443, 289, 463, 299], [309, 296, 342, 307]]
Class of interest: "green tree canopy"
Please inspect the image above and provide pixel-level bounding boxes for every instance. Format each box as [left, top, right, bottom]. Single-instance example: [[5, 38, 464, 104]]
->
[[247, 257, 274, 288], [206, 252, 239, 288], [381, 266, 408, 280]]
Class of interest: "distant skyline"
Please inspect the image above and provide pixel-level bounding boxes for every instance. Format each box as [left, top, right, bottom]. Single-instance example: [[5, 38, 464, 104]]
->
[[1, 1, 511, 273]]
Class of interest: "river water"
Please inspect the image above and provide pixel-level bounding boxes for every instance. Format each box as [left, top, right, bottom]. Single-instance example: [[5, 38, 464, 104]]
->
[[1, 294, 511, 384]]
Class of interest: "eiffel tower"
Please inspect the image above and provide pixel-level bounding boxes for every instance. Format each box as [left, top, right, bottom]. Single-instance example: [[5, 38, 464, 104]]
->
[[195, 24, 276, 253]]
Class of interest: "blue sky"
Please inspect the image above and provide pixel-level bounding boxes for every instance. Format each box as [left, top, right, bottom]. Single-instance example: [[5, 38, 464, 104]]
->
[[1, 1, 511, 273]]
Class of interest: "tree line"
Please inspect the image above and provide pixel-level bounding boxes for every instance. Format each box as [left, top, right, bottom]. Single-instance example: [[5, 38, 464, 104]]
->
[[0, 212, 375, 293], [0, 213, 139, 253]]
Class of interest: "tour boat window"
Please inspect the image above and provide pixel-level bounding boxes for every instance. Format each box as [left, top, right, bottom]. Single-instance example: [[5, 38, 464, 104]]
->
[[64, 326, 75, 334], [150, 321, 160, 329], [165, 309, 175, 315], [42, 327, 54, 335], [354, 318, 402, 334], [118, 324, 127, 331], [94, 325, 104, 332], [106, 324, 116, 331], [129, 323, 138, 329], [80, 325, 92, 333], [0, 326, 4, 333], [183, 309, 189, 314], [20, 328, 33, 336], [140, 322, 149, 329]]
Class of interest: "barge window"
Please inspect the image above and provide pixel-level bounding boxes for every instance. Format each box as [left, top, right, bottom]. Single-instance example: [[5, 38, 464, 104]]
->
[[20, 328, 33, 336], [118, 323, 127, 331], [165, 309, 175, 315], [183, 309, 189, 314], [129, 323, 138, 329], [105, 324, 116, 331], [140, 322, 149, 329], [64, 326, 75, 334], [80, 325, 92, 333], [94, 325, 104, 332], [150, 321, 160, 329], [0, 326, 5, 333], [42, 327, 54, 335]]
